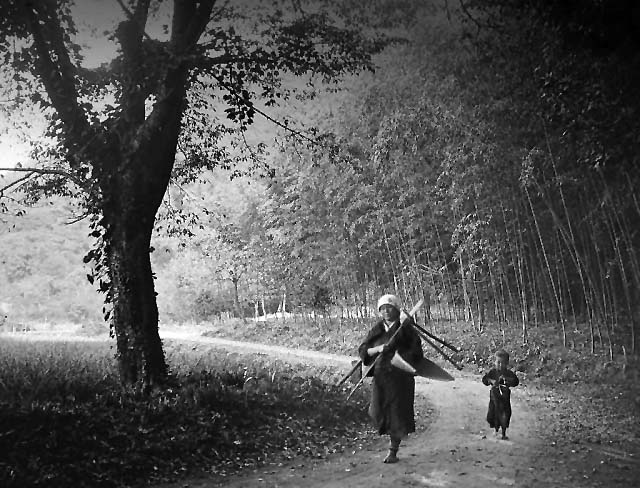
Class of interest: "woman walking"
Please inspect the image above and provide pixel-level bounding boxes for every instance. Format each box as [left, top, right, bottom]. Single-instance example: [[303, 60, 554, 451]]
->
[[358, 294, 423, 463]]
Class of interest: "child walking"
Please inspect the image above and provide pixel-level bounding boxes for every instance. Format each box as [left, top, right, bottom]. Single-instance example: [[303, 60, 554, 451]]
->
[[482, 349, 519, 439]]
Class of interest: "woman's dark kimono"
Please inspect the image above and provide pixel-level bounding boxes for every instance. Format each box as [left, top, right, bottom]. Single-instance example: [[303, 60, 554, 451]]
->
[[358, 318, 423, 438]]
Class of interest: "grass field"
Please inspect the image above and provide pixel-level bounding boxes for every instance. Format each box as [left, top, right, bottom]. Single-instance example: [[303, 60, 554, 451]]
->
[[0, 335, 373, 488]]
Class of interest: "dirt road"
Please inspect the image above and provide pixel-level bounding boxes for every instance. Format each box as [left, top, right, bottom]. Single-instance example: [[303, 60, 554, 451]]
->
[[206, 376, 538, 488], [159, 331, 550, 488], [8, 329, 637, 487]]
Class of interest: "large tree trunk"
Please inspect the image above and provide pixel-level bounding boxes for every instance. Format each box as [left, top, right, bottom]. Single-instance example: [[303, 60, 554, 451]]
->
[[105, 171, 168, 386], [19, 0, 214, 386], [100, 32, 189, 384], [102, 115, 181, 385], [108, 213, 167, 386]]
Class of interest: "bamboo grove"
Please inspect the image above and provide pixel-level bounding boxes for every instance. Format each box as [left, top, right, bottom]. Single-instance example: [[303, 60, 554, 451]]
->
[[2, 2, 636, 362], [230, 3, 640, 359]]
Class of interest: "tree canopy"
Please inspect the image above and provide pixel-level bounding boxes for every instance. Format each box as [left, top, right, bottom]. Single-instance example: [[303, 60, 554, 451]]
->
[[234, 0, 640, 355], [0, 0, 399, 385], [1, 0, 638, 383]]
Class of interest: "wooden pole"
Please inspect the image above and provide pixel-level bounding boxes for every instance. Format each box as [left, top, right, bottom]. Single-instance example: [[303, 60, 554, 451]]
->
[[345, 299, 423, 399], [411, 322, 459, 353], [414, 328, 463, 371], [337, 360, 362, 387]]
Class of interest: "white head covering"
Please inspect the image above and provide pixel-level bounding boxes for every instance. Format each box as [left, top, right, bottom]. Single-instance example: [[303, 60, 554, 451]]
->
[[377, 294, 402, 312]]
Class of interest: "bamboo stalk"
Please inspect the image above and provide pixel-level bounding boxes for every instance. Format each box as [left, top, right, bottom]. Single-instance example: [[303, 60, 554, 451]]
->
[[503, 201, 527, 341], [534, 178, 595, 351], [458, 251, 474, 325], [607, 174, 640, 354], [514, 199, 532, 342], [433, 223, 456, 322], [525, 185, 565, 345]]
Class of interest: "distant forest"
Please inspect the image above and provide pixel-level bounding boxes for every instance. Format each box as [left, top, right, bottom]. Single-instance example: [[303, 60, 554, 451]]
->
[[1, 0, 639, 360]]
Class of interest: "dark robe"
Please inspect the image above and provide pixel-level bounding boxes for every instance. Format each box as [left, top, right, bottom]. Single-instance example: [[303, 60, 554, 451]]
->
[[358, 318, 423, 438], [482, 368, 519, 429]]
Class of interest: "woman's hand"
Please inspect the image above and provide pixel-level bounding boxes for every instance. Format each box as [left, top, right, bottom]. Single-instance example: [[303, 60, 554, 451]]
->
[[367, 344, 387, 356]]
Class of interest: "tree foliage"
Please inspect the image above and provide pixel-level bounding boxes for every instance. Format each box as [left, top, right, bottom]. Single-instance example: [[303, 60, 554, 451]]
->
[[247, 0, 640, 355], [0, 0, 395, 385]]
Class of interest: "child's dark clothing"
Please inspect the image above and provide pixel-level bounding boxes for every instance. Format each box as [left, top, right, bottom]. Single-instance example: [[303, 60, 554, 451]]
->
[[481, 368, 519, 430]]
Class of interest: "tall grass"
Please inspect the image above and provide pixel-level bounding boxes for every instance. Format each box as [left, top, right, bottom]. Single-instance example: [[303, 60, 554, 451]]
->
[[0, 337, 371, 488]]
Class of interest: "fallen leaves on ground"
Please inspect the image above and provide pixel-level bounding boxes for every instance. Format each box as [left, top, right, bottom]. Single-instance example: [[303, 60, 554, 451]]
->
[[0, 338, 372, 488]]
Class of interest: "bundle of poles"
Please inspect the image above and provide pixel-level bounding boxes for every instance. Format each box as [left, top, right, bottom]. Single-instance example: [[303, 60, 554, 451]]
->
[[338, 300, 462, 398], [412, 321, 462, 371]]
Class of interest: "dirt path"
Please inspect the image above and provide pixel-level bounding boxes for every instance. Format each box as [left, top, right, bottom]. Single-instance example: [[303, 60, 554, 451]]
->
[[204, 376, 539, 488], [159, 331, 546, 488], [16, 328, 636, 486]]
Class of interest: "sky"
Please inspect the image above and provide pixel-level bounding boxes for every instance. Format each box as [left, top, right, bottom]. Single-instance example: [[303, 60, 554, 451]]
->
[[0, 0, 173, 172], [0, 0, 306, 172], [71, 0, 174, 68], [0, 0, 399, 174], [0, 130, 29, 168], [71, 0, 122, 67]]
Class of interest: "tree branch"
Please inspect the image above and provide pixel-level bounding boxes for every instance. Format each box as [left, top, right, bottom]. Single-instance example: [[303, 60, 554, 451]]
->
[[125, 1, 218, 189], [0, 171, 34, 196], [21, 0, 91, 146], [114, 0, 153, 127], [187, 51, 241, 67], [0, 166, 89, 192], [115, 0, 151, 38], [211, 74, 318, 145], [65, 210, 92, 225], [254, 104, 317, 145], [132, 0, 151, 29], [0, 95, 27, 104], [172, 0, 217, 52]]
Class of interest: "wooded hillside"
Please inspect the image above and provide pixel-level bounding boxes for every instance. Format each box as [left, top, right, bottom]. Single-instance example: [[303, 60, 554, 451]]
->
[[1, 1, 639, 362]]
